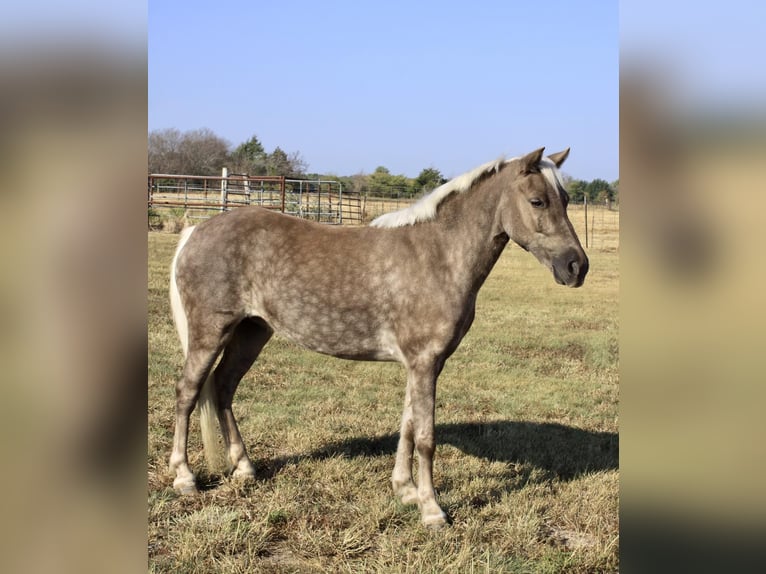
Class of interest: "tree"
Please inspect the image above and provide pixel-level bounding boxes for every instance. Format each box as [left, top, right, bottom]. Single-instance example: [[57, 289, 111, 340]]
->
[[230, 135, 268, 175], [389, 173, 414, 197], [568, 179, 588, 203], [368, 166, 392, 196], [229, 136, 307, 177], [148, 128, 183, 174], [344, 172, 370, 195], [285, 150, 308, 176], [178, 128, 230, 175], [148, 127, 229, 175], [266, 147, 291, 175], [585, 178, 613, 203], [263, 147, 307, 177], [415, 167, 446, 193], [368, 166, 414, 197]]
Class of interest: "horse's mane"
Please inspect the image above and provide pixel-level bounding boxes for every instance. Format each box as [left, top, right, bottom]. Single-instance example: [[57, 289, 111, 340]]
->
[[370, 157, 510, 228], [370, 154, 567, 229]]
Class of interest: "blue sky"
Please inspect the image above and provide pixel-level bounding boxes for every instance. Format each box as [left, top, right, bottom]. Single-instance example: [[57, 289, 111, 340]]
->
[[149, 1, 618, 181]]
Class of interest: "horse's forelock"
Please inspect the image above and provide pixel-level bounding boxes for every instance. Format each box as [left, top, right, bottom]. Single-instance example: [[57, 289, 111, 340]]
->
[[538, 158, 568, 202]]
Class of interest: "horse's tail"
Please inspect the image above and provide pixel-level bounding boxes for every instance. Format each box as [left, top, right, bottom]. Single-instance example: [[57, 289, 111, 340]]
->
[[170, 226, 225, 471], [198, 369, 224, 471], [170, 225, 195, 357]]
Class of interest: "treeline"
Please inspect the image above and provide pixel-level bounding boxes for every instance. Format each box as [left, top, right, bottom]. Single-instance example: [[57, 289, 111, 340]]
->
[[148, 128, 307, 177], [149, 127, 618, 203], [564, 177, 618, 205]]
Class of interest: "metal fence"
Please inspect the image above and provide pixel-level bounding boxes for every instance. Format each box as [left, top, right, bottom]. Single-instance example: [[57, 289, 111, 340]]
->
[[148, 170, 362, 225], [283, 178, 362, 224]]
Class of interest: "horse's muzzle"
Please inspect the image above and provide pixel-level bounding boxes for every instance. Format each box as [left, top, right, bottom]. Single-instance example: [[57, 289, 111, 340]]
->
[[552, 250, 589, 288]]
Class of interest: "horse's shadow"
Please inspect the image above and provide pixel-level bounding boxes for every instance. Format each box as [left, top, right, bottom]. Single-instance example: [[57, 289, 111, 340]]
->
[[259, 420, 617, 484]]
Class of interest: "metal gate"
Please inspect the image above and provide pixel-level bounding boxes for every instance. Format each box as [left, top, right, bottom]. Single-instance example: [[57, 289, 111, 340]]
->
[[148, 170, 363, 224]]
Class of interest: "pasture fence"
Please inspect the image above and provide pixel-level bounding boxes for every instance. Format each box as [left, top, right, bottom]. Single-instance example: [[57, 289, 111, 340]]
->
[[148, 169, 363, 225]]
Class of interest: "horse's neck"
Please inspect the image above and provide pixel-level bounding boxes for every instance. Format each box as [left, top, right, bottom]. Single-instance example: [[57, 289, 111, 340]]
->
[[427, 181, 509, 292]]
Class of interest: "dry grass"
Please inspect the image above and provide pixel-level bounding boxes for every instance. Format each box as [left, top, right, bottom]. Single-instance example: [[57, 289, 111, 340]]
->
[[148, 209, 618, 573]]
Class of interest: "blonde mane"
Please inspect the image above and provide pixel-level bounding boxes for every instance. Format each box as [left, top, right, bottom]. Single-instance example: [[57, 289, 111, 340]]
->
[[370, 155, 567, 228], [370, 157, 509, 228]]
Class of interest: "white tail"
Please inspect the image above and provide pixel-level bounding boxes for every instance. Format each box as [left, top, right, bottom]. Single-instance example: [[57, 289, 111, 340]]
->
[[170, 226, 225, 471], [170, 226, 195, 357]]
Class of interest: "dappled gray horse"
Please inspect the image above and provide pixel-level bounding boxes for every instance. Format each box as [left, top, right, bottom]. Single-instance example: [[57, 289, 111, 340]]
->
[[169, 147, 588, 528]]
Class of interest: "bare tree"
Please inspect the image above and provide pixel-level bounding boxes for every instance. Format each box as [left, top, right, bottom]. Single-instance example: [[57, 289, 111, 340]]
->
[[286, 150, 307, 176], [177, 128, 230, 175], [148, 127, 229, 175], [148, 128, 183, 173]]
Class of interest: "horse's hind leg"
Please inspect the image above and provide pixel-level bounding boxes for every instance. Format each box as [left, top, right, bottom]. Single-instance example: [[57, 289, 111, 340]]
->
[[169, 338, 226, 494], [212, 318, 273, 480]]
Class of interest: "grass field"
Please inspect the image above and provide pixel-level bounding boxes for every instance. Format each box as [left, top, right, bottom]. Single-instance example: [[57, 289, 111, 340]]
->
[[148, 207, 618, 573]]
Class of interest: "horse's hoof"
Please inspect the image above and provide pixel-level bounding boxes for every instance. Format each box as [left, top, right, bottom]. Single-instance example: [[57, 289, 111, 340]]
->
[[232, 470, 256, 483], [422, 511, 449, 530], [232, 465, 256, 481], [173, 478, 199, 495]]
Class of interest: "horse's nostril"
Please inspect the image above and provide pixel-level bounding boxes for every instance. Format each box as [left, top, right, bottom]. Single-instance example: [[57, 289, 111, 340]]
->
[[569, 260, 579, 276]]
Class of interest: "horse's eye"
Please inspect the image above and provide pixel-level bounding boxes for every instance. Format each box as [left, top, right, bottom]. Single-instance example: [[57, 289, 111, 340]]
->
[[530, 198, 545, 208]]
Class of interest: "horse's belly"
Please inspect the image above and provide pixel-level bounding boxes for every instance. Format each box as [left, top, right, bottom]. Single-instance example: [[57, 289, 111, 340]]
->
[[257, 306, 401, 363], [280, 323, 400, 362]]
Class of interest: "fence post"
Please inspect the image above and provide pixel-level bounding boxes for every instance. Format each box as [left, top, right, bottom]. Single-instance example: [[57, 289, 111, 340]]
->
[[317, 181, 321, 221], [584, 194, 589, 249], [220, 167, 228, 212]]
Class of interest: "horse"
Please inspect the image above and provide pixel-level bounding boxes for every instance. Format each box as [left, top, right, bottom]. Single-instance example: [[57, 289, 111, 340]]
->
[[168, 147, 588, 528]]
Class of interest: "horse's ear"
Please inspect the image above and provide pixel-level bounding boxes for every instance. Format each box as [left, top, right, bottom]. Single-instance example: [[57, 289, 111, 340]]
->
[[519, 147, 545, 174], [547, 148, 570, 168]]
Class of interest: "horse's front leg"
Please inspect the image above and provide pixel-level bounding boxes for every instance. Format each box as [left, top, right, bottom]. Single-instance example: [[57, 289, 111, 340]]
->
[[393, 360, 448, 528], [392, 382, 418, 505]]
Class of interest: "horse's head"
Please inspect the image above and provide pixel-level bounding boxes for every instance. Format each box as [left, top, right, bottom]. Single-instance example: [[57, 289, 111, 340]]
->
[[500, 147, 589, 287]]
